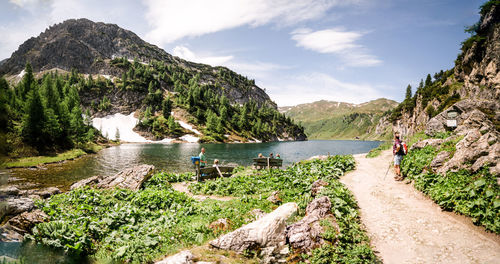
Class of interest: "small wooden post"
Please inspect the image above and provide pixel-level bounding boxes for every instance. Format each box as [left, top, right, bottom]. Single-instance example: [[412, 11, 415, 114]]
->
[[196, 162, 201, 181]]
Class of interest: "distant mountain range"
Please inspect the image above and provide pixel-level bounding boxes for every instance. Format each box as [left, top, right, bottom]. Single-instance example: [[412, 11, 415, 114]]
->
[[279, 98, 398, 140]]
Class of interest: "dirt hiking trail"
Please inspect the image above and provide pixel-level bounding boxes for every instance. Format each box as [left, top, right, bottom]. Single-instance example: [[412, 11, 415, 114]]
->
[[341, 150, 500, 264]]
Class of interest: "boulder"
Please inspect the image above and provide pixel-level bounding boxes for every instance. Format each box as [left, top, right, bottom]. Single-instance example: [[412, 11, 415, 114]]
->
[[70, 175, 101, 190], [437, 129, 494, 174], [431, 151, 451, 170], [267, 191, 282, 204], [7, 209, 47, 234], [71, 165, 155, 191], [311, 180, 329, 197], [410, 138, 444, 150], [4, 197, 34, 216], [155, 250, 194, 264], [209, 202, 298, 254], [0, 186, 20, 196], [286, 196, 338, 252], [0, 225, 24, 242]]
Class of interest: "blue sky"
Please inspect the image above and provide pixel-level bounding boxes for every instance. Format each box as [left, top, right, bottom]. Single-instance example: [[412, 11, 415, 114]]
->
[[0, 0, 483, 106]]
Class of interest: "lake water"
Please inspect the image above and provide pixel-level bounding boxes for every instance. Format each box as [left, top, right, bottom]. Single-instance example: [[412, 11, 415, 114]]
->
[[6, 140, 381, 191]]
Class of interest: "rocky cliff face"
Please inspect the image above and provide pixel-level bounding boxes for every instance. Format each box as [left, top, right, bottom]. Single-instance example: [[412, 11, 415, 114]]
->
[[454, 4, 500, 102], [0, 18, 275, 109], [388, 2, 500, 175], [390, 3, 499, 138]]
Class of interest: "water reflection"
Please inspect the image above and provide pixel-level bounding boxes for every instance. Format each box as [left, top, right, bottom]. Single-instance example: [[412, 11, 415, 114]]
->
[[7, 140, 381, 191]]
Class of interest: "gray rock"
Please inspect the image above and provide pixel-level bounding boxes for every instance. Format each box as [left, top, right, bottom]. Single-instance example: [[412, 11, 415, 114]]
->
[[286, 196, 338, 252], [209, 202, 298, 254], [438, 129, 496, 174], [410, 139, 444, 150], [70, 175, 101, 190], [71, 164, 155, 191], [4, 197, 34, 216], [431, 151, 451, 170], [155, 250, 194, 264], [0, 186, 20, 196], [19, 187, 61, 199]]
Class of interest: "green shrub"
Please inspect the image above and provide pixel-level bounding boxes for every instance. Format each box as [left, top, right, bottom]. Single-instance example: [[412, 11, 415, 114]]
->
[[401, 142, 500, 233]]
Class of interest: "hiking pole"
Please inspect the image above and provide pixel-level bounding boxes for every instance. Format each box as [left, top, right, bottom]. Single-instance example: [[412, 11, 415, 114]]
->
[[383, 162, 392, 180]]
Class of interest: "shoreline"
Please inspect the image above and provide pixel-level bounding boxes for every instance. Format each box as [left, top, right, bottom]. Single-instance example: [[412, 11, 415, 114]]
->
[[2, 143, 114, 169]]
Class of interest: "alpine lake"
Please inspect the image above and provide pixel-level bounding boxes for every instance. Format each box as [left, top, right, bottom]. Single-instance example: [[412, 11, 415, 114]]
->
[[4, 140, 382, 192]]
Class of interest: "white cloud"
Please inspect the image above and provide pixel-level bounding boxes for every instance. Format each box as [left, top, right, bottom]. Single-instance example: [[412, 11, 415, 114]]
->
[[172, 46, 233, 66], [170, 46, 384, 106], [143, 0, 358, 45], [291, 27, 381, 67], [172, 45, 290, 81], [266, 72, 385, 106]]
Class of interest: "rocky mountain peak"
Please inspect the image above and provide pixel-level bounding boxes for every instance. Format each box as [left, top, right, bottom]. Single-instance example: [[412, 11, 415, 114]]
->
[[0, 18, 174, 75]]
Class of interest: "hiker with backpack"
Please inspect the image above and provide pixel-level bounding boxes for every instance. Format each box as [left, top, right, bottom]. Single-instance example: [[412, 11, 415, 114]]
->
[[393, 132, 407, 181]]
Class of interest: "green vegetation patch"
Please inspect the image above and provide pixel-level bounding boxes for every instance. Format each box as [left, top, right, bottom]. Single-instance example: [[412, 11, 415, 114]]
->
[[402, 144, 500, 233], [5, 149, 86, 168], [28, 156, 378, 263], [190, 156, 380, 263]]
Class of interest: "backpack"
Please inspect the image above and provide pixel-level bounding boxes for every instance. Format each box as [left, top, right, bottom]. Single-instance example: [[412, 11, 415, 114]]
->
[[401, 141, 408, 155]]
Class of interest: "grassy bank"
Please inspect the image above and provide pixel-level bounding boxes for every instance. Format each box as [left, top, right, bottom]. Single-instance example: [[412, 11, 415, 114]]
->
[[5, 149, 87, 168], [25, 156, 379, 263], [4, 143, 106, 168], [401, 134, 500, 233]]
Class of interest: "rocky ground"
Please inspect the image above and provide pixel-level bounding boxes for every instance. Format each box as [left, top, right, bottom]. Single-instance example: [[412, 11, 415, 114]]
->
[[341, 151, 500, 264]]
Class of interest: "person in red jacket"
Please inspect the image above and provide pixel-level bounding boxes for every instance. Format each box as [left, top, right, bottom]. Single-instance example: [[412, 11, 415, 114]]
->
[[393, 132, 405, 180]]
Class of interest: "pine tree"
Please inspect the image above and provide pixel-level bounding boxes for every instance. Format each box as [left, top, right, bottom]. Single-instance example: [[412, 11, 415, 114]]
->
[[21, 86, 46, 149], [0, 77, 9, 118], [219, 105, 228, 123], [405, 84, 412, 100], [425, 74, 432, 87], [70, 105, 85, 142], [121, 72, 128, 90], [20, 63, 34, 100], [167, 116, 177, 131], [41, 75, 60, 113], [162, 97, 172, 119]]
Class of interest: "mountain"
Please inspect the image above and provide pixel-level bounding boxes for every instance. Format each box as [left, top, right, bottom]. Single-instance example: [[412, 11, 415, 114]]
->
[[280, 98, 398, 140], [0, 18, 306, 145]]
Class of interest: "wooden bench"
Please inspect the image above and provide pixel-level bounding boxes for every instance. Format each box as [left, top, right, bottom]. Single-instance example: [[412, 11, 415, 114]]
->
[[253, 158, 283, 170], [196, 166, 235, 181]]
